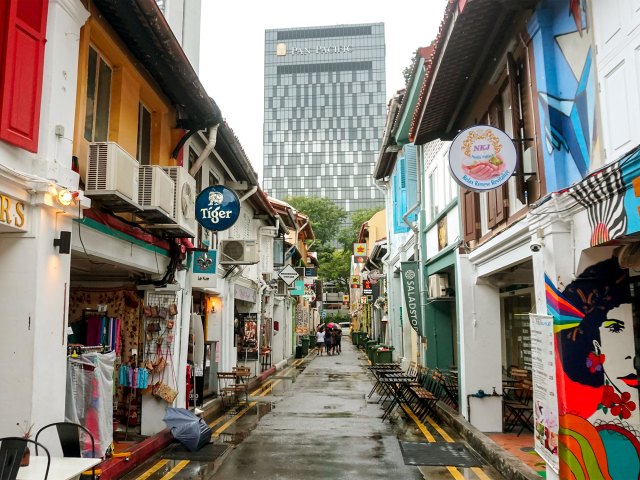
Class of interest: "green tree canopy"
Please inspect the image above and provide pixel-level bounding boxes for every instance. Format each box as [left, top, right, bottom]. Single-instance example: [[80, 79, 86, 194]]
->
[[284, 196, 346, 246]]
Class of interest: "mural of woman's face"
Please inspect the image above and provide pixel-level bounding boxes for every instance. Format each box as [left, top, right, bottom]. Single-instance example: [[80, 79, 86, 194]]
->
[[599, 305, 637, 395]]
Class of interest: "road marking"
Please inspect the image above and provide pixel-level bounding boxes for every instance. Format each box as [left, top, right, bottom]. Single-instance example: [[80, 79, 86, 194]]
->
[[402, 408, 496, 479], [158, 460, 189, 479], [136, 459, 168, 479]]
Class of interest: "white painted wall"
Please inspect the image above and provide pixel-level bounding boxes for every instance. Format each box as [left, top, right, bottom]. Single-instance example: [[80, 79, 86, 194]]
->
[[0, 0, 88, 437], [456, 255, 503, 432], [161, 0, 201, 74]]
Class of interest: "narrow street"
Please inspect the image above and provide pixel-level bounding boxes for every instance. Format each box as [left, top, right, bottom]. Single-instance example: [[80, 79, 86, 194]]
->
[[123, 340, 506, 480]]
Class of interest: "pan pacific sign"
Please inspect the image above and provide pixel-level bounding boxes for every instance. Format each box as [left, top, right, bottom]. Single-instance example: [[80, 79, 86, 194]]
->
[[276, 42, 353, 56], [401, 262, 423, 337]]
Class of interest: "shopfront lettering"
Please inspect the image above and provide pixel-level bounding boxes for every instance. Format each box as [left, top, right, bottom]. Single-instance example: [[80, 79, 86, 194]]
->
[[0, 194, 25, 228], [291, 45, 353, 55], [198, 205, 234, 223], [406, 280, 418, 327]]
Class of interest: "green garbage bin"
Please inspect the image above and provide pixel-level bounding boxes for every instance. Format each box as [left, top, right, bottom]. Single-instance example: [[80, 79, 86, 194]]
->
[[365, 340, 378, 361], [309, 334, 317, 351], [373, 346, 394, 364], [356, 332, 368, 348], [301, 337, 310, 355]]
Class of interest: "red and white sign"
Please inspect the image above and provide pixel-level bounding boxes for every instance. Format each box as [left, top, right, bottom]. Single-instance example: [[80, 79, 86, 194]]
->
[[449, 125, 516, 192]]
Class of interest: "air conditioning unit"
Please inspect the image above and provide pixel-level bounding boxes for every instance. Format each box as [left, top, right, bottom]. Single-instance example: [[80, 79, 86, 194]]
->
[[428, 273, 450, 298], [219, 239, 259, 265], [147, 166, 197, 237], [85, 142, 140, 211], [137, 165, 175, 222]]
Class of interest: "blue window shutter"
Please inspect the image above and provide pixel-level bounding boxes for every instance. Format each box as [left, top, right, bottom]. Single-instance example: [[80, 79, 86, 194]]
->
[[405, 145, 418, 223], [393, 156, 409, 233]]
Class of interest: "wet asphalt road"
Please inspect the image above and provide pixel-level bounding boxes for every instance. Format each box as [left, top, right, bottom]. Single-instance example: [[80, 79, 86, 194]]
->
[[122, 340, 506, 479]]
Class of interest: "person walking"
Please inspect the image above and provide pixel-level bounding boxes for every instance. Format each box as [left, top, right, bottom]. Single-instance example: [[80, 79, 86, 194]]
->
[[324, 327, 333, 355], [334, 327, 342, 354], [315, 328, 325, 356]]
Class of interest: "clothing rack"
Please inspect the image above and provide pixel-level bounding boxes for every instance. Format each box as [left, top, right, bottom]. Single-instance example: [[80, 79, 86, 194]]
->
[[67, 344, 111, 356]]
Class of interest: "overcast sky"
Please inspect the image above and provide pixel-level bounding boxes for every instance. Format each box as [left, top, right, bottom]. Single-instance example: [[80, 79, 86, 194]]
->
[[199, 0, 446, 180]]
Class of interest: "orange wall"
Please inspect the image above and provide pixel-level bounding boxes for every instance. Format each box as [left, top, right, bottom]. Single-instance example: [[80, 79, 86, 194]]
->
[[73, 5, 180, 182]]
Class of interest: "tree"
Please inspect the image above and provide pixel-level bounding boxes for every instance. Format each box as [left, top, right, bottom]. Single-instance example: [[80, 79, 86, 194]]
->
[[318, 249, 351, 291], [337, 206, 384, 251], [284, 196, 346, 246], [402, 49, 419, 87]]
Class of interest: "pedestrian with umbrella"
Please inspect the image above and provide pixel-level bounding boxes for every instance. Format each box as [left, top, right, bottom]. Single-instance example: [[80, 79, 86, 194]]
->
[[334, 326, 342, 354], [324, 324, 334, 355]]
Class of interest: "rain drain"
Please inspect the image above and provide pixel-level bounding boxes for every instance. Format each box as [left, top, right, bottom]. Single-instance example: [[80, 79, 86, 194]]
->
[[398, 441, 483, 467], [162, 443, 230, 462]]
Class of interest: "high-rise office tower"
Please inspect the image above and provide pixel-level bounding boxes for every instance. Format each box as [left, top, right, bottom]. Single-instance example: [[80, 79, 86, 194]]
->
[[263, 23, 386, 218]]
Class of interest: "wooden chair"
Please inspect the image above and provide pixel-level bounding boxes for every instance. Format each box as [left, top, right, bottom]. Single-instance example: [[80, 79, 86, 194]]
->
[[503, 376, 534, 435]]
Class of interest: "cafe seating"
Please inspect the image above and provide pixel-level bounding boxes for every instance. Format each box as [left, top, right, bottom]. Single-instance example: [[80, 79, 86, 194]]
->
[[35, 422, 96, 480], [503, 372, 534, 435], [0, 437, 50, 480]]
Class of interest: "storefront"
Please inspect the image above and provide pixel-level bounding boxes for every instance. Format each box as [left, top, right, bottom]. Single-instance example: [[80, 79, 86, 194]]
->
[[530, 148, 640, 479]]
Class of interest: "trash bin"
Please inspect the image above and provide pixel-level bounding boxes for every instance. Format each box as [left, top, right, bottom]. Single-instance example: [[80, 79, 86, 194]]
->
[[301, 337, 310, 355], [295, 345, 303, 358], [309, 334, 316, 350], [373, 346, 394, 364], [351, 331, 357, 344], [356, 332, 368, 348], [366, 341, 379, 362]]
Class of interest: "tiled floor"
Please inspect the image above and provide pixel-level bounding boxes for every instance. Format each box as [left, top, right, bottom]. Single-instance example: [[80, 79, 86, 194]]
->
[[487, 432, 545, 476]]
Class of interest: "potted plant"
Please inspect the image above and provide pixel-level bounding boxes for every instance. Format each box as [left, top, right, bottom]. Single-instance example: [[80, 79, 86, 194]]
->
[[16, 421, 34, 466]]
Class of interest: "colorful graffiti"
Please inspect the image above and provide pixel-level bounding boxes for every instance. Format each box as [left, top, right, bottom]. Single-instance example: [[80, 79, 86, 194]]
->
[[546, 258, 640, 479], [530, 0, 598, 190]]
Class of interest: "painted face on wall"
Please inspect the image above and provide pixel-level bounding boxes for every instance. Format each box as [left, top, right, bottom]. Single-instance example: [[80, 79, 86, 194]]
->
[[600, 306, 638, 393]]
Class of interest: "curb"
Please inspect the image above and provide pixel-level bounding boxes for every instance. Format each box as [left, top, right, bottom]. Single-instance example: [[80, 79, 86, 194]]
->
[[434, 402, 541, 480]]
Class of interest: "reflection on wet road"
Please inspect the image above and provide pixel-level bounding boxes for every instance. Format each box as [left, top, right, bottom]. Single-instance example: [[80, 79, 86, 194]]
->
[[123, 345, 505, 480]]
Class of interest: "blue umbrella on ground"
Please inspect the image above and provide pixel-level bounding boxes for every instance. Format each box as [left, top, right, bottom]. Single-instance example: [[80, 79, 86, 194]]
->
[[163, 407, 212, 452]]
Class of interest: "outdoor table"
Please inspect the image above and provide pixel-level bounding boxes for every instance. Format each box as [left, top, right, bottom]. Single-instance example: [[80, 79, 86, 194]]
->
[[367, 364, 404, 398], [18, 456, 101, 480], [377, 374, 418, 421]]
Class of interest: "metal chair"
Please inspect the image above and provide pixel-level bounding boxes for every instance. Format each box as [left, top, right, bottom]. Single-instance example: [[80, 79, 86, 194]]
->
[[35, 422, 96, 479], [0, 437, 50, 480]]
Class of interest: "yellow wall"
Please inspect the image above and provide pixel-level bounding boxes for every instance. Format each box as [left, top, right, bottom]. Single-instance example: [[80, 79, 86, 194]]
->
[[73, 5, 180, 182], [365, 210, 386, 255]]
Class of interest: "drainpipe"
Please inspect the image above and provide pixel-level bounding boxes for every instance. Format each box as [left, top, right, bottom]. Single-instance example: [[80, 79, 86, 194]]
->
[[188, 124, 220, 177], [239, 186, 258, 203], [256, 277, 271, 376]]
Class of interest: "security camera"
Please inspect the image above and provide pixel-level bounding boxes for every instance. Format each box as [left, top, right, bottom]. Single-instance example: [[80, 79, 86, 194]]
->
[[530, 238, 542, 252]]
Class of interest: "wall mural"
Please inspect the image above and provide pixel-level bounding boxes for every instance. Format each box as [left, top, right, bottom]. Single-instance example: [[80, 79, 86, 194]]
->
[[546, 258, 640, 479], [531, 0, 598, 190]]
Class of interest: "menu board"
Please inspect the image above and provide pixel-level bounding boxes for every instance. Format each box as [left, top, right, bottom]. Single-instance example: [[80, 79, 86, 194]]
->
[[529, 314, 559, 473]]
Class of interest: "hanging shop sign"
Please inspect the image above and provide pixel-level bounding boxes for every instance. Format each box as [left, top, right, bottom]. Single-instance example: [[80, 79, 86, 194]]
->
[[353, 243, 367, 257], [350, 275, 360, 288], [0, 193, 27, 233], [195, 185, 241, 232], [278, 264, 299, 286], [191, 250, 219, 290], [401, 262, 424, 336], [363, 280, 373, 295], [342, 295, 349, 305], [448, 125, 516, 192]]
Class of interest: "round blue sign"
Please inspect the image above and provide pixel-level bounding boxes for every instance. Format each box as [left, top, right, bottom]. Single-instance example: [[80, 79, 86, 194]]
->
[[195, 185, 241, 231]]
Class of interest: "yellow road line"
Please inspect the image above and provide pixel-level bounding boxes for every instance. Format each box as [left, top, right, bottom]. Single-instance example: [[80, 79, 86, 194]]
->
[[471, 467, 493, 480], [135, 459, 168, 479], [447, 466, 466, 479], [400, 405, 436, 442], [158, 459, 189, 479], [401, 407, 494, 479], [424, 415, 454, 442]]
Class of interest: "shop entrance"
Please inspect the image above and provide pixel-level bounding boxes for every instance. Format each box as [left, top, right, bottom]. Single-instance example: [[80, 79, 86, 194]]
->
[[500, 287, 534, 372]]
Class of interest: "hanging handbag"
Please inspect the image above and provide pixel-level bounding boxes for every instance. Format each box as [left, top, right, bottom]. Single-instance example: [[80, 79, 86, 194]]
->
[[167, 319, 174, 330], [152, 382, 178, 403], [168, 303, 178, 316], [158, 306, 168, 319]]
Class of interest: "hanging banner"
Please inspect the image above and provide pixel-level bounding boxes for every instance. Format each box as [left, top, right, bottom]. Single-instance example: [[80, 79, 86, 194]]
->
[[400, 262, 423, 336], [529, 314, 559, 473], [353, 243, 367, 257]]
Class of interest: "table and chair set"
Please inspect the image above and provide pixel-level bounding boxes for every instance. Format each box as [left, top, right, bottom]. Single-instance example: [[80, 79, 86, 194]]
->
[[217, 366, 252, 407], [502, 367, 534, 436], [0, 422, 101, 480], [368, 362, 459, 424]]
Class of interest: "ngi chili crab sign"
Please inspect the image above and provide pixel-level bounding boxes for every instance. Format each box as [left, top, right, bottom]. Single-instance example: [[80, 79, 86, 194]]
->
[[449, 125, 516, 192]]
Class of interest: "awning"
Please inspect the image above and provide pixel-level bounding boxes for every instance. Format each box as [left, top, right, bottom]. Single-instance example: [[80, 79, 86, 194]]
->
[[411, 0, 538, 145]]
